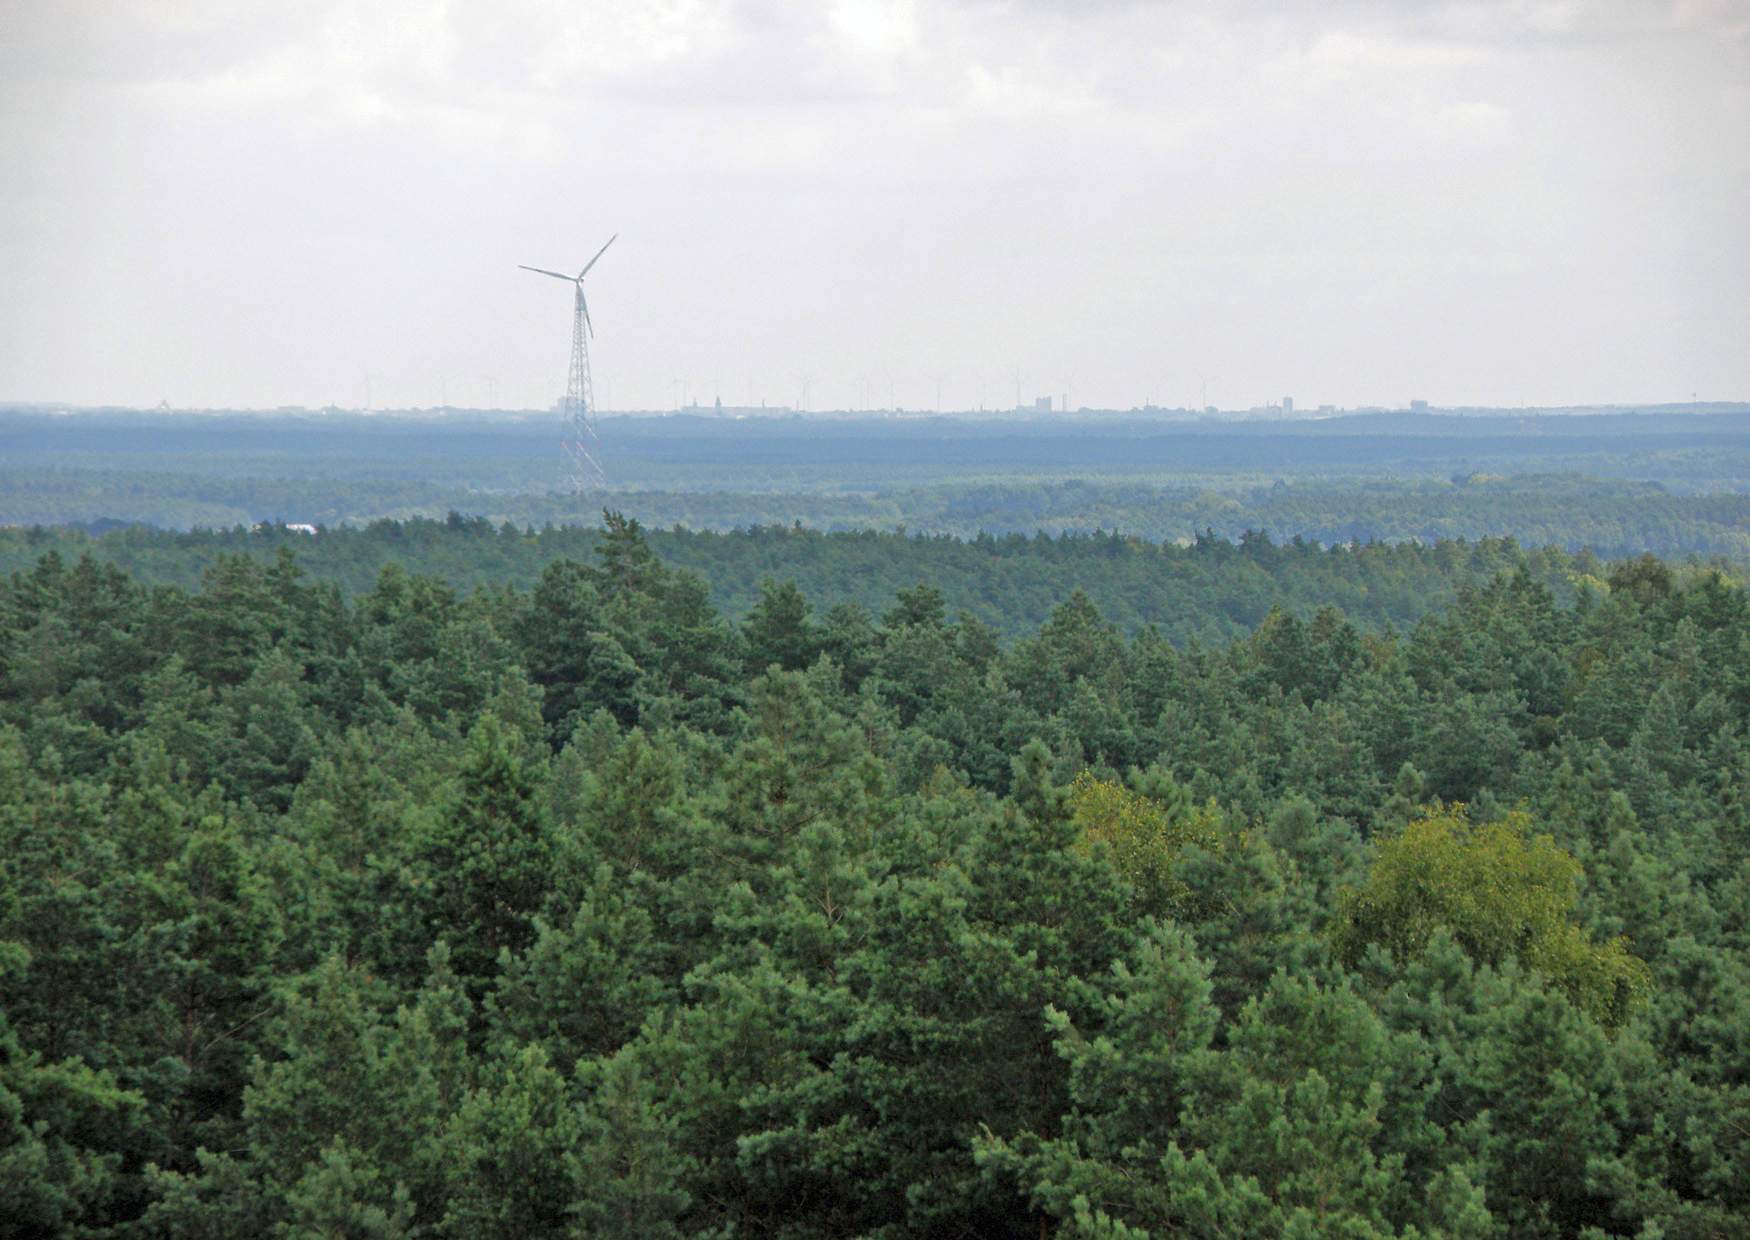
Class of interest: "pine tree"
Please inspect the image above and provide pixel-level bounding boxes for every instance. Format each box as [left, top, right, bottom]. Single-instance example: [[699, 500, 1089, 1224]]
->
[[420, 715, 554, 983]]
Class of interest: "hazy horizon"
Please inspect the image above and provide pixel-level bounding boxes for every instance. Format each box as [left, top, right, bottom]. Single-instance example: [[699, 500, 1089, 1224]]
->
[[7, 399, 1750, 420], [4, 1, 1747, 413]]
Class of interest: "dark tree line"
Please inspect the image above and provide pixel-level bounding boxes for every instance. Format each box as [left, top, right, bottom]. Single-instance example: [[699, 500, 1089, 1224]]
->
[[0, 516, 1618, 643], [5, 468, 1750, 558], [2, 515, 1746, 1236]]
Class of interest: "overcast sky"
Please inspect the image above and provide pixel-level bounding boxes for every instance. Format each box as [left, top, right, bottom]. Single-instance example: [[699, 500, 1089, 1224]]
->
[[3, 0, 1747, 412]]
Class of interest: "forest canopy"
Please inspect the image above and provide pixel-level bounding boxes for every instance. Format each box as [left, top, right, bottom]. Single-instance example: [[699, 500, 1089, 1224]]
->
[[2, 513, 1747, 1237], [0, 514, 1698, 643]]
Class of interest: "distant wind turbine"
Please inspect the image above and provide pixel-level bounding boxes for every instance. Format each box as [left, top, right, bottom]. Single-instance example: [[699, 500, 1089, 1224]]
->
[[520, 233, 616, 492]]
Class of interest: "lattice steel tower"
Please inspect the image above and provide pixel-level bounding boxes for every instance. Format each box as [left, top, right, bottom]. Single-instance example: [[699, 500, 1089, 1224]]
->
[[520, 234, 616, 493]]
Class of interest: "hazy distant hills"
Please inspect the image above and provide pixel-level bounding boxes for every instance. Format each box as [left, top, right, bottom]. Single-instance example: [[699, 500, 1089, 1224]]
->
[[4, 408, 1748, 489], [3, 409, 1747, 557]]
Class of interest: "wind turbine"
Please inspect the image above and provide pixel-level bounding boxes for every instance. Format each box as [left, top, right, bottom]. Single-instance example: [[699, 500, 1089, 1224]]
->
[[521, 233, 616, 493]]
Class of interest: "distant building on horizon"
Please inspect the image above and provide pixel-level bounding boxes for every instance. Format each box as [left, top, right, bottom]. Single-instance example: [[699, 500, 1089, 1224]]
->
[[1410, 399, 1429, 412], [1282, 396, 1293, 414], [679, 399, 795, 418]]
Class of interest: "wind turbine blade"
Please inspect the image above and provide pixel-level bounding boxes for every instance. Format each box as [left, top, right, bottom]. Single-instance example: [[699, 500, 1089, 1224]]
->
[[578, 233, 617, 279], [519, 265, 577, 283], [582, 292, 594, 339]]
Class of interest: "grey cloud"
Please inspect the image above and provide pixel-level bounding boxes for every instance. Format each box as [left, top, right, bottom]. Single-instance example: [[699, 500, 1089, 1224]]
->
[[0, 0, 1745, 412]]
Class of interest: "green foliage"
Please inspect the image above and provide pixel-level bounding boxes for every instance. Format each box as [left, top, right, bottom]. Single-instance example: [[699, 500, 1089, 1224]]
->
[[440, 1043, 577, 1237], [1068, 769, 1218, 916], [743, 577, 821, 673], [0, 512, 1744, 1236], [419, 715, 554, 982], [0, 1008, 144, 1238], [1332, 805, 1651, 1026], [0, 514, 1621, 644], [567, 1053, 694, 1238]]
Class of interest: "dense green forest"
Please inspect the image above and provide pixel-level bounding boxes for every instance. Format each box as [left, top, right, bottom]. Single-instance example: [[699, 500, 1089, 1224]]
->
[[8, 471, 1750, 558], [3, 514, 1746, 1236], [5, 410, 1749, 557], [7, 409, 1748, 493], [0, 517, 1618, 642]]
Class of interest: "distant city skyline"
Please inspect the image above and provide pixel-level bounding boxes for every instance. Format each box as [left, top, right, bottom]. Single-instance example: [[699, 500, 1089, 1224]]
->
[[2, 1, 1746, 412], [13, 397, 1747, 423]]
